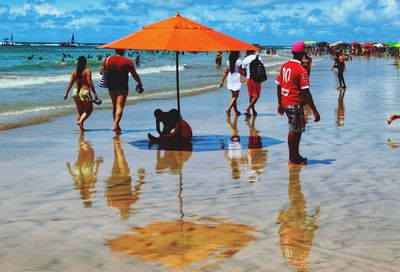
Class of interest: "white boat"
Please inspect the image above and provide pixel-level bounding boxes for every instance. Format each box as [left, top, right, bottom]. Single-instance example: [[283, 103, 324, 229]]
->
[[1, 32, 15, 46]]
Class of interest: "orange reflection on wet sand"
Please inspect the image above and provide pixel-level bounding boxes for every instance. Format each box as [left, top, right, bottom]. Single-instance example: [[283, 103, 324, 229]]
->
[[277, 165, 320, 271], [108, 218, 256, 270]]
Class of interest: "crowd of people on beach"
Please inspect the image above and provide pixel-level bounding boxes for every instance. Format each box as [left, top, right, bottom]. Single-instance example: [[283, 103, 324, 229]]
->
[[63, 40, 400, 165]]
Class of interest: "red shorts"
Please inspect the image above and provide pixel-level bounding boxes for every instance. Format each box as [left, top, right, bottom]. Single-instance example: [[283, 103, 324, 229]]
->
[[246, 79, 261, 98]]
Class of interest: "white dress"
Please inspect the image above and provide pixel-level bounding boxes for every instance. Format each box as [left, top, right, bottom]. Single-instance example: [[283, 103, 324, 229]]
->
[[226, 59, 242, 91]]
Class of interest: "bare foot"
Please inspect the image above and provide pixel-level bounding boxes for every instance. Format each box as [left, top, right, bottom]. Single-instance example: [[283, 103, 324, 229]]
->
[[288, 158, 307, 165], [77, 122, 85, 131], [112, 127, 122, 134], [387, 115, 395, 125]]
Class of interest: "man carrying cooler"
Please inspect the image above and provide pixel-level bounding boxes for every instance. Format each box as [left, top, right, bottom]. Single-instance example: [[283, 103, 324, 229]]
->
[[276, 41, 320, 165]]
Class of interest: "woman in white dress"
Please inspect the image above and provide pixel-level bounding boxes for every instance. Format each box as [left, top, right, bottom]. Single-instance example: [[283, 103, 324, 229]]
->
[[219, 51, 242, 116]]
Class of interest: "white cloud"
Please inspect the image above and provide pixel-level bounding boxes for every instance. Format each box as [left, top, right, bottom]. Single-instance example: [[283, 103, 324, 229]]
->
[[33, 3, 64, 17], [65, 17, 100, 29], [41, 19, 57, 29], [10, 3, 31, 16]]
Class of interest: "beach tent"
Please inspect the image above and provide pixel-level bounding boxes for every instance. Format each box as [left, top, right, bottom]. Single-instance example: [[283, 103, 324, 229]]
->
[[316, 41, 329, 47], [98, 12, 259, 113], [304, 40, 316, 47], [330, 41, 346, 47]]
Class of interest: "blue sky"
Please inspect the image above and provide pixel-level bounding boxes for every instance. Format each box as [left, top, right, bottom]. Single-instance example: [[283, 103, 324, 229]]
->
[[1, 0, 399, 45]]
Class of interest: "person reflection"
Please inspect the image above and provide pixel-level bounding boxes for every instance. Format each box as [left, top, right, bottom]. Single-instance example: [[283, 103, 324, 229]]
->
[[66, 132, 103, 207], [246, 116, 268, 183], [336, 89, 346, 126], [276, 165, 320, 271], [224, 115, 247, 180], [104, 135, 146, 220]]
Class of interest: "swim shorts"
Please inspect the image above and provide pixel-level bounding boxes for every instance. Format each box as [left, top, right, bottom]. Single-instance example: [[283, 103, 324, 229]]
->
[[72, 88, 93, 102], [108, 89, 129, 96], [246, 79, 261, 98], [283, 105, 305, 133]]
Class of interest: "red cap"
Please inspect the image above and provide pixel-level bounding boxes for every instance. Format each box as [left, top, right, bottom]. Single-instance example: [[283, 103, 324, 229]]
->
[[292, 41, 306, 53]]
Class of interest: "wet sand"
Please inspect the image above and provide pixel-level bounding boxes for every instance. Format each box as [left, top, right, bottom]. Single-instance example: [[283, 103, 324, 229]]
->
[[1, 57, 400, 271]]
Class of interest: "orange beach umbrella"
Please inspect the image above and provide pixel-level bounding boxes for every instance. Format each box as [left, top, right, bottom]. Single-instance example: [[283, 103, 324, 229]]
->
[[98, 12, 259, 113]]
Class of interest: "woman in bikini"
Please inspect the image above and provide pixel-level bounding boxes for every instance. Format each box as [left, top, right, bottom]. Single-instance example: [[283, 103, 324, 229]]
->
[[64, 56, 98, 131]]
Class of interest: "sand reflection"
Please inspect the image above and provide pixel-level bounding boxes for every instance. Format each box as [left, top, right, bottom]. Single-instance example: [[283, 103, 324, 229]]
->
[[224, 115, 268, 182], [336, 88, 346, 126], [245, 116, 268, 183], [108, 218, 256, 270], [224, 115, 246, 180], [66, 132, 103, 207], [276, 165, 320, 271], [104, 135, 146, 220]]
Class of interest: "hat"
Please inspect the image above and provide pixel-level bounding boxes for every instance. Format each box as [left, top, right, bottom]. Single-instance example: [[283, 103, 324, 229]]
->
[[292, 41, 306, 53]]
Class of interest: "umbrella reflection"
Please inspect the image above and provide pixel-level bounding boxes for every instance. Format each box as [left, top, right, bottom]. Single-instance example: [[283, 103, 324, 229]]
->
[[276, 165, 320, 271], [104, 135, 146, 220], [66, 132, 103, 207], [108, 143, 256, 270], [155, 147, 192, 219], [108, 218, 256, 270]]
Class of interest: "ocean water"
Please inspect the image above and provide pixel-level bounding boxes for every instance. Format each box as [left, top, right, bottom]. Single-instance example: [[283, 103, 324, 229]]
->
[[0, 43, 295, 129]]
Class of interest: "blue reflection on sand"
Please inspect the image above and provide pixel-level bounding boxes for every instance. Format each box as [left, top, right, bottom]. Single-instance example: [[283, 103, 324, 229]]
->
[[129, 135, 284, 152]]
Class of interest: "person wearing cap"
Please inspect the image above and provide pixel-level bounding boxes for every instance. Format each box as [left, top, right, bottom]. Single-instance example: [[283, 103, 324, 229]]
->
[[276, 41, 320, 165], [100, 49, 143, 134]]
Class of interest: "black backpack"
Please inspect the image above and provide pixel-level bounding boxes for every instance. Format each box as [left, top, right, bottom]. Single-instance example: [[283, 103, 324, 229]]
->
[[249, 55, 267, 83]]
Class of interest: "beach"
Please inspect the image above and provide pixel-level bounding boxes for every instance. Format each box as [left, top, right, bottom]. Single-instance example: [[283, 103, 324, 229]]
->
[[1, 55, 400, 271]]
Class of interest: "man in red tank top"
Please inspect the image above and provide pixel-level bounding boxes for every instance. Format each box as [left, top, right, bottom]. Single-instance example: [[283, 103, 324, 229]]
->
[[100, 49, 143, 134], [276, 41, 320, 165]]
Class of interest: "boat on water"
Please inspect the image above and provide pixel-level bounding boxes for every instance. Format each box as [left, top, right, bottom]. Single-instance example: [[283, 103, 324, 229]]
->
[[1, 32, 15, 46], [60, 33, 78, 47]]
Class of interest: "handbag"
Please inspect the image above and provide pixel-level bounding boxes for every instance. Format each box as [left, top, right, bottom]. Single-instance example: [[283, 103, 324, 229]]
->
[[98, 57, 110, 88]]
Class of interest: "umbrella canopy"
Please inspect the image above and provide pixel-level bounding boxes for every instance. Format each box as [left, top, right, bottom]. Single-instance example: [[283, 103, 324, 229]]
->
[[362, 42, 374, 48], [98, 12, 258, 113], [316, 41, 329, 47], [98, 12, 258, 52], [330, 41, 346, 47], [304, 40, 316, 46]]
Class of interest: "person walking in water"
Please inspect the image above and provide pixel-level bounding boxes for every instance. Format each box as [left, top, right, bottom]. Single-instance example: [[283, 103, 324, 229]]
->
[[64, 56, 98, 131], [220, 51, 242, 116], [241, 50, 264, 117], [332, 51, 346, 89], [276, 41, 320, 165], [100, 49, 143, 134]]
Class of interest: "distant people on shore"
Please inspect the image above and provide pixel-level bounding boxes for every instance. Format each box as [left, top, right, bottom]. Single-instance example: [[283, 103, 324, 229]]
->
[[100, 49, 143, 134], [219, 51, 242, 116], [301, 52, 312, 76], [148, 109, 192, 144], [241, 50, 266, 117], [332, 51, 346, 89], [215, 51, 222, 67], [135, 55, 140, 66], [276, 41, 320, 165], [64, 56, 98, 131]]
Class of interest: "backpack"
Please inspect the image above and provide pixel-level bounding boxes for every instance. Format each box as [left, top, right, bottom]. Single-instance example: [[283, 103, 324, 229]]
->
[[249, 55, 267, 83]]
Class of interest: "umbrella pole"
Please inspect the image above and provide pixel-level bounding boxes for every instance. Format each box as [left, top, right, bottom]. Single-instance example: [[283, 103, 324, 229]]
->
[[176, 51, 181, 114]]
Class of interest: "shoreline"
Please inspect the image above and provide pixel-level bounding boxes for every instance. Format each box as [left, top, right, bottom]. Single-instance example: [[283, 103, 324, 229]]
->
[[1, 56, 400, 271]]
